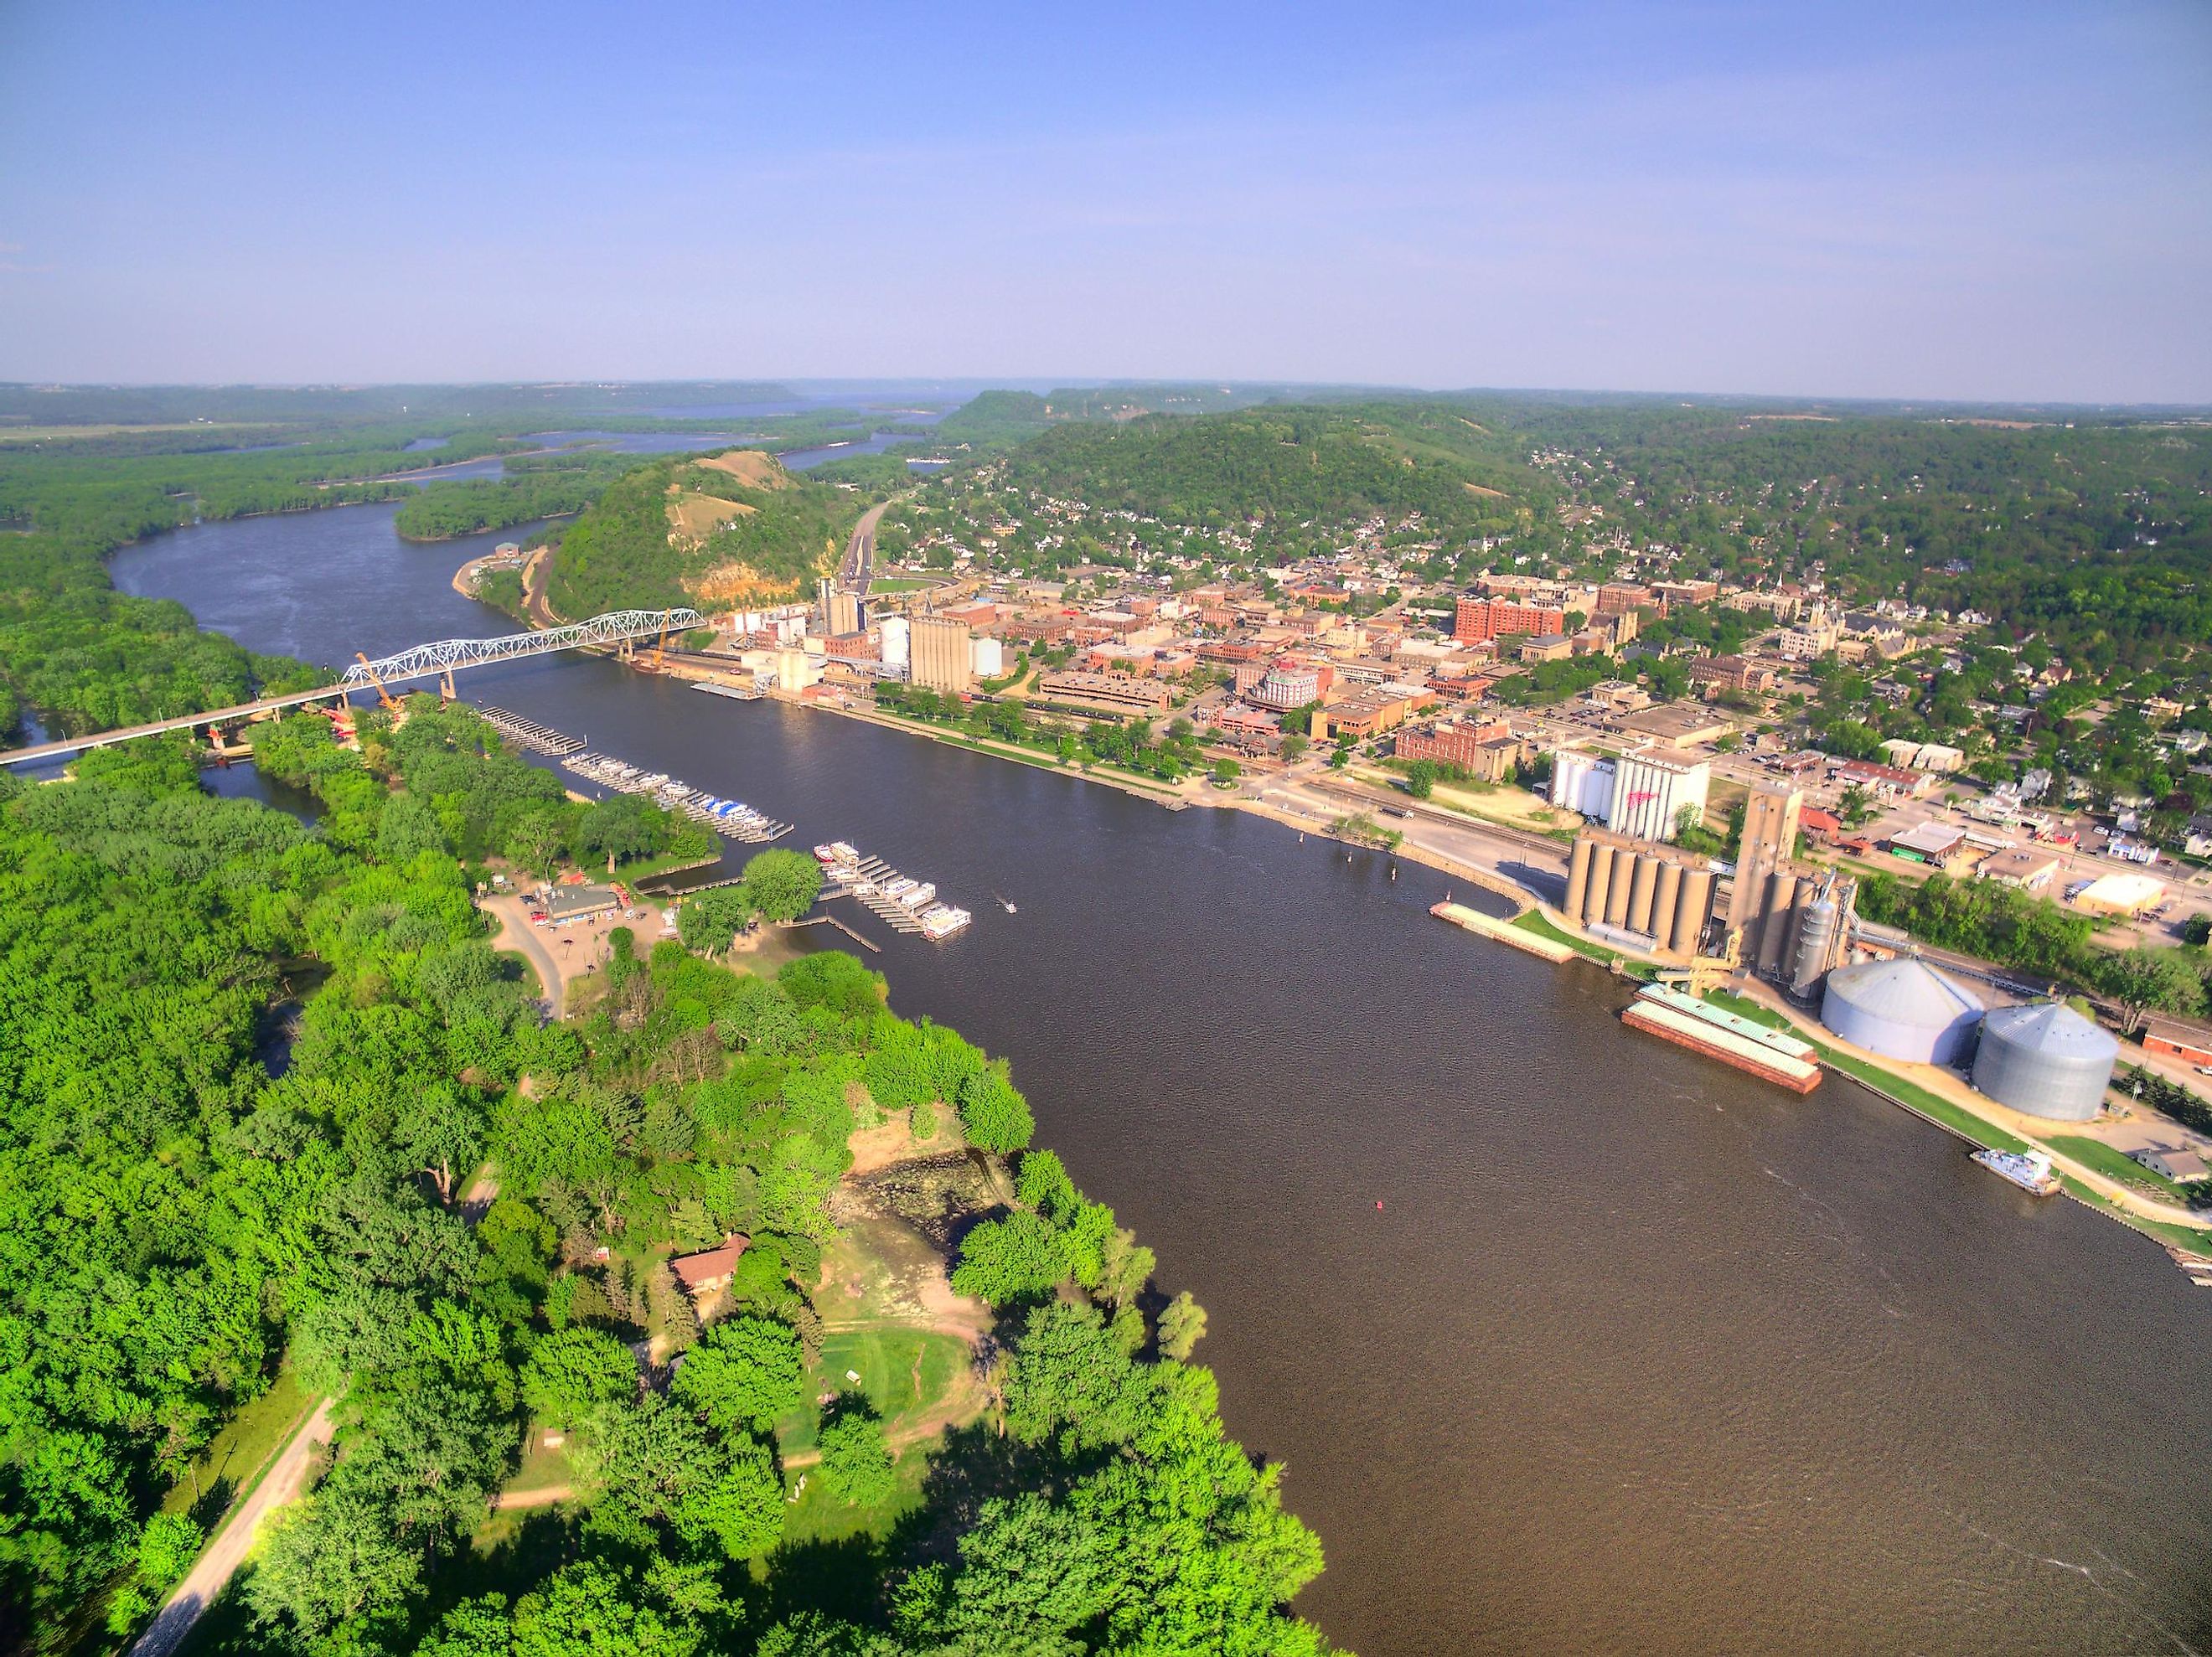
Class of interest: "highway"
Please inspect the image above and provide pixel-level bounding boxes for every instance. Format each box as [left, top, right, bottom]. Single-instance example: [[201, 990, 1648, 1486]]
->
[[840, 499, 892, 592]]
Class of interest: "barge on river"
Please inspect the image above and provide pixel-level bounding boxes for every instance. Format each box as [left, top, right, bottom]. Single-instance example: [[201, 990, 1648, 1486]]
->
[[1620, 983, 1823, 1095]]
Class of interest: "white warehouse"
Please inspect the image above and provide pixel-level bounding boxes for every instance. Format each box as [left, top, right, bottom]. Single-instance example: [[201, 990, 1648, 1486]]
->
[[1610, 749, 1711, 843]]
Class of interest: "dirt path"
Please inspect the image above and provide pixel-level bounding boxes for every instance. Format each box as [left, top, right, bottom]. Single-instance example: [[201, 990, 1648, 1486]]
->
[[131, 1397, 336, 1657], [491, 1483, 573, 1511]]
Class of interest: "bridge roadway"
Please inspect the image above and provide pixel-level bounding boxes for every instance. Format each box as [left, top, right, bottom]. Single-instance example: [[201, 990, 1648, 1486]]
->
[[0, 685, 355, 767], [0, 607, 704, 767]]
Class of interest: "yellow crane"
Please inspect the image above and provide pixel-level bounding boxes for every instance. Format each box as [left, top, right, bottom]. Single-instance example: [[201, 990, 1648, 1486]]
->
[[354, 653, 402, 712]]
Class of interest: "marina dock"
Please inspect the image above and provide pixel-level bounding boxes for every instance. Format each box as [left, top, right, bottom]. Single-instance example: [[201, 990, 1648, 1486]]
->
[[814, 842, 971, 940], [560, 751, 793, 844], [478, 705, 585, 756]]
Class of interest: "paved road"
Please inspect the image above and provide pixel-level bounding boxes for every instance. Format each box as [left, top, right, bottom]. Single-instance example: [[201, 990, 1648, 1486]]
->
[[131, 1397, 335, 1657], [840, 499, 892, 591]]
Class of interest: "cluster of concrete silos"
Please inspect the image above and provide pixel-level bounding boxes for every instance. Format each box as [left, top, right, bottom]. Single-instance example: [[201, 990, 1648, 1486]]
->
[[1743, 868, 1853, 998], [1563, 834, 1714, 957]]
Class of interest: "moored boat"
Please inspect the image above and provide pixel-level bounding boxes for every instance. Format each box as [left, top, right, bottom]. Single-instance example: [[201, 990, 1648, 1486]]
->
[[1971, 1148, 2061, 1196]]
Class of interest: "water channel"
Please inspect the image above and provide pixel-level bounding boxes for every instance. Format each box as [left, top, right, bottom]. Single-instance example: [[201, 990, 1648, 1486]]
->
[[110, 503, 2212, 1653]]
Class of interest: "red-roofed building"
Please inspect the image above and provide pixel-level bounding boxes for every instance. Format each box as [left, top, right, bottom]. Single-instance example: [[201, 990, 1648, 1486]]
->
[[670, 1234, 751, 1294]]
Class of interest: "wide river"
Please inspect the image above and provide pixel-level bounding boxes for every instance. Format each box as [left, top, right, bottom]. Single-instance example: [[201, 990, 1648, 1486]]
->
[[116, 505, 2212, 1653]]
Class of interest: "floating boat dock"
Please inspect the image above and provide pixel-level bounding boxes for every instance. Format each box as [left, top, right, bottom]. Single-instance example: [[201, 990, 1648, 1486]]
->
[[560, 751, 793, 844], [1429, 901, 1576, 963], [814, 842, 971, 940], [478, 706, 585, 756], [1620, 984, 1822, 1094]]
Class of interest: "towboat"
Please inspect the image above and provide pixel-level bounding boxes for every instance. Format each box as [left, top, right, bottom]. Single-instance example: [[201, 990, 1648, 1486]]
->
[[1970, 1148, 2061, 1196]]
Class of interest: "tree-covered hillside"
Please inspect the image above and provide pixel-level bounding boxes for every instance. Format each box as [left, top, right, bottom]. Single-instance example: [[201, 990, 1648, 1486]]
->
[[546, 453, 860, 617], [989, 403, 1536, 529], [0, 702, 1337, 1655]]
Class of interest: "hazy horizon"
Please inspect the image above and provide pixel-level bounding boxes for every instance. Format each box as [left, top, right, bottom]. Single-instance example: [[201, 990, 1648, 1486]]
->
[[3, 1, 2209, 403]]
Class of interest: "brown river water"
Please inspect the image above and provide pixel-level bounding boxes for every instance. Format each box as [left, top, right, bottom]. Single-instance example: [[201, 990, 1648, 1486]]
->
[[113, 503, 2212, 1654]]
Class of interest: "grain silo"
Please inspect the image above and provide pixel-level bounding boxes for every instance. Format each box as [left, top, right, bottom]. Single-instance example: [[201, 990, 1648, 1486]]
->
[[1819, 958, 1984, 1065], [1972, 1003, 2118, 1122]]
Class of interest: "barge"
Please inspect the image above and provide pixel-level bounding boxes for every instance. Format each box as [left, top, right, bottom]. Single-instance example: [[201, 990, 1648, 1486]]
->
[[1620, 984, 1823, 1094], [1428, 901, 1575, 963]]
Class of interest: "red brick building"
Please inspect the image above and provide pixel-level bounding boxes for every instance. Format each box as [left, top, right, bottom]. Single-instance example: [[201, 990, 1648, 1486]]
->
[[1455, 595, 1565, 646], [1397, 718, 1512, 769], [1687, 654, 1775, 694], [1596, 583, 1653, 617]]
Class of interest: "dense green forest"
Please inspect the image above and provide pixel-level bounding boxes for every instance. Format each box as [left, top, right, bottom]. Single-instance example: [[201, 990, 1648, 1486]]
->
[[0, 424, 538, 739], [394, 454, 644, 543], [546, 455, 860, 618], [928, 391, 1052, 451], [0, 695, 1335, 1654], [989, 404, 1529, 529]]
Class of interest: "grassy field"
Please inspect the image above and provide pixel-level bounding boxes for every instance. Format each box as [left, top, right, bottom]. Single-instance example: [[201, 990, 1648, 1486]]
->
[[866, 575, 937, 593], [2044, 1134, 2198, 1204], [780, 1441, 933, 1546], [774, 1326, 973, 1461]]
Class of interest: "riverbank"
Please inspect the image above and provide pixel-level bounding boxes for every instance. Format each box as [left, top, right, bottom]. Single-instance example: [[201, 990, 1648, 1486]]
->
[[483, 581, 2212, 1258], [1517, 896, 2212, 1254]]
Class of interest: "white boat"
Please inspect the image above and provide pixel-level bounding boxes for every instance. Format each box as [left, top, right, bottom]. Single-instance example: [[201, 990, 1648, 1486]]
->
[[996, 893, 1016, 913], [829, 841, 858, 863], [919, 905, 971, 939], [1971, 1148, 2060, 1196], [898, 882, 936, 908]]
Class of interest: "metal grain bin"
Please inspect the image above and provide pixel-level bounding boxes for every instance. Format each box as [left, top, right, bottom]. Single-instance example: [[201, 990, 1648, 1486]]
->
[[1820, 958, 1984, 1065], [1972, 1002, 2118, 1122]]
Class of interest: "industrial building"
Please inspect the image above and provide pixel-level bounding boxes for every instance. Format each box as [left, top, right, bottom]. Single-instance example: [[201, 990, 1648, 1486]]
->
[[1970, 1003, 2118, 1122], [1561, 827, 1719, 958], [1727, 780, 1803, 935], [879, 614, 911, 670], [1819, 958, 1984, 1065], [1609, 749, 1710, 843], [910, 616, 974, 694], [1550, 748, 1615, 819]]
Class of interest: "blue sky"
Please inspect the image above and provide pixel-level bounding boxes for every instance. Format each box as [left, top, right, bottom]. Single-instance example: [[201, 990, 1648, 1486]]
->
[[2, 1, 2207, 400]]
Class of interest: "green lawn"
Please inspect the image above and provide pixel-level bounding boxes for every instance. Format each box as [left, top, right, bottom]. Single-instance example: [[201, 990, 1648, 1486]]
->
[[1510, 909, 1657, 978], [779, 1439, 932, 1547], [503, 1433, 576, 1497], [1702, 989, 1792, 1031], [1811, 1043, 2033, 1154], [774, 1327, 972, 1460], [867, 576, 936, 593], [2044, 1134, 2198, 1204]]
